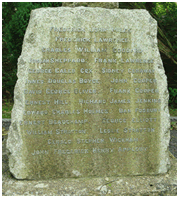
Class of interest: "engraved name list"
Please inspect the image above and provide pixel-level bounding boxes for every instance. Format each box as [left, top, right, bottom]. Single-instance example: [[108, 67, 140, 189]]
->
[[7, 7, 170, 179]]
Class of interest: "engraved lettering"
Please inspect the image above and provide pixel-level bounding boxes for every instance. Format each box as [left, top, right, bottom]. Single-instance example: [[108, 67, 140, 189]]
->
[[132, 118, 157, 123], [133, 78, 157, 84], [25, 79, 44, 84], [135, 88, 159, 94], [79, 99, 106, 104], [111, 78, 127, 83], [79, 78, 100, 84], [52, 109, 80, 115], [95, 58, 117, 63], [102, 68, 124, 73], [123, 128, 155, 133], [74, 89, 96, 94], [42, 47, 71, 53], [49, 119, 88, 125], [80, 68, 92, 73], [76, 47, 107, 53], [113, 48, 142, 53], [110, 99, 130, 104], [25, 100, 50, 105], [94, 38, 128, 43], [100, 128, 119, 134], [54, 149, 89, 155], [54, 100, 69, 105], [32, 150, 49, 155], [24, 90, 42, 94], [83, 109, 108, 114], [119, 109, 131, 113], [19, 120, 45, 125], [92, 148, 114, 153], [28, 68, 52, 73], [56, 129, 86, 134], [118, 147, 148, 152], [48, 139, 72, 145], [24, 110, 48, 115], [27, 130, 52, 135], [102, 118, 127, 124], [136, 99, 161, 103], [110, 88, 130, 94], [135, 108, 160, 113], [48, 79, 76, 84], [77, 138, 104, 144], [46, 89, 70, 94], [55, 68, 75, 74], [128, 68, 155, 73], [109, 137, 138, 143]]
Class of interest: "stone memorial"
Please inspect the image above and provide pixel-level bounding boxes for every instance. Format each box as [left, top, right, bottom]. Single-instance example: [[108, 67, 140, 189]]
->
[[7, 4, 170, 179]]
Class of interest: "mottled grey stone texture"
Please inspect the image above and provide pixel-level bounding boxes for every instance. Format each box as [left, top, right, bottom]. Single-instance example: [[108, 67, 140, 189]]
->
[[2, 148, 177, 195], [6, 6, 170, 179], [62, 2, 119, 9], [2, 119, 11, 131]]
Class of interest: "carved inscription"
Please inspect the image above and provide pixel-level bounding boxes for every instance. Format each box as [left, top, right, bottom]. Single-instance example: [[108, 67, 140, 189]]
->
[[23, 25, 160, 162], [5, 5, 171, 180]]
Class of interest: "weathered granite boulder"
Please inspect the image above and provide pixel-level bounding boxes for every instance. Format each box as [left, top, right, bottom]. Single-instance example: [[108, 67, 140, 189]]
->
[[6, 6, 170, 179]]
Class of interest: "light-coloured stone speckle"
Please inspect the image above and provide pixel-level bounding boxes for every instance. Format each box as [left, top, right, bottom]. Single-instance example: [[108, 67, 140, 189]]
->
[[100, 185, 108, 194], [72, 170, 81, 177], [34, 183, 49, 188]]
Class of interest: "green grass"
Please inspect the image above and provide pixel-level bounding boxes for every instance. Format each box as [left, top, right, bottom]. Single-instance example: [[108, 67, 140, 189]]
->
[[2, 99, 13, 118]]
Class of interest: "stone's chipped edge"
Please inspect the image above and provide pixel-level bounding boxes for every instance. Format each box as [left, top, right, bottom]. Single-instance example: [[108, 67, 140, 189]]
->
[[152, 16, 170, 173], [6, 5, 42, 178], [6, 55, 30, 179], [146, 13, 170, 174]]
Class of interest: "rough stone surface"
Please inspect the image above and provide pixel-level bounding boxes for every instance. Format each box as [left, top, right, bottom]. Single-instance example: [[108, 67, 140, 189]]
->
[[170, 116, 177, 122], [2, 148, 177, 195], [169, 130, 177, 158], [62, 2, 119, 9], [2, 119, 11, 131], [7, 7, 170, 179], [3, 128, 176, 195]]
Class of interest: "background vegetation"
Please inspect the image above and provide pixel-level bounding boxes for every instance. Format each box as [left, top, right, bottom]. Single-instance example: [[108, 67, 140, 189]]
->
[[2, 2, 177, 117]]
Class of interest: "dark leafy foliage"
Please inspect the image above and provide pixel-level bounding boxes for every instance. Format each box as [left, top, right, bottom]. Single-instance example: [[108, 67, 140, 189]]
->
[[169, 88, 177, 108]]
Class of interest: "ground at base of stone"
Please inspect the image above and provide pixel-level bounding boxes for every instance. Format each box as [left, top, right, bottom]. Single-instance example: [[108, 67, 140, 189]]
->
[[2, 151, 177, 196]]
